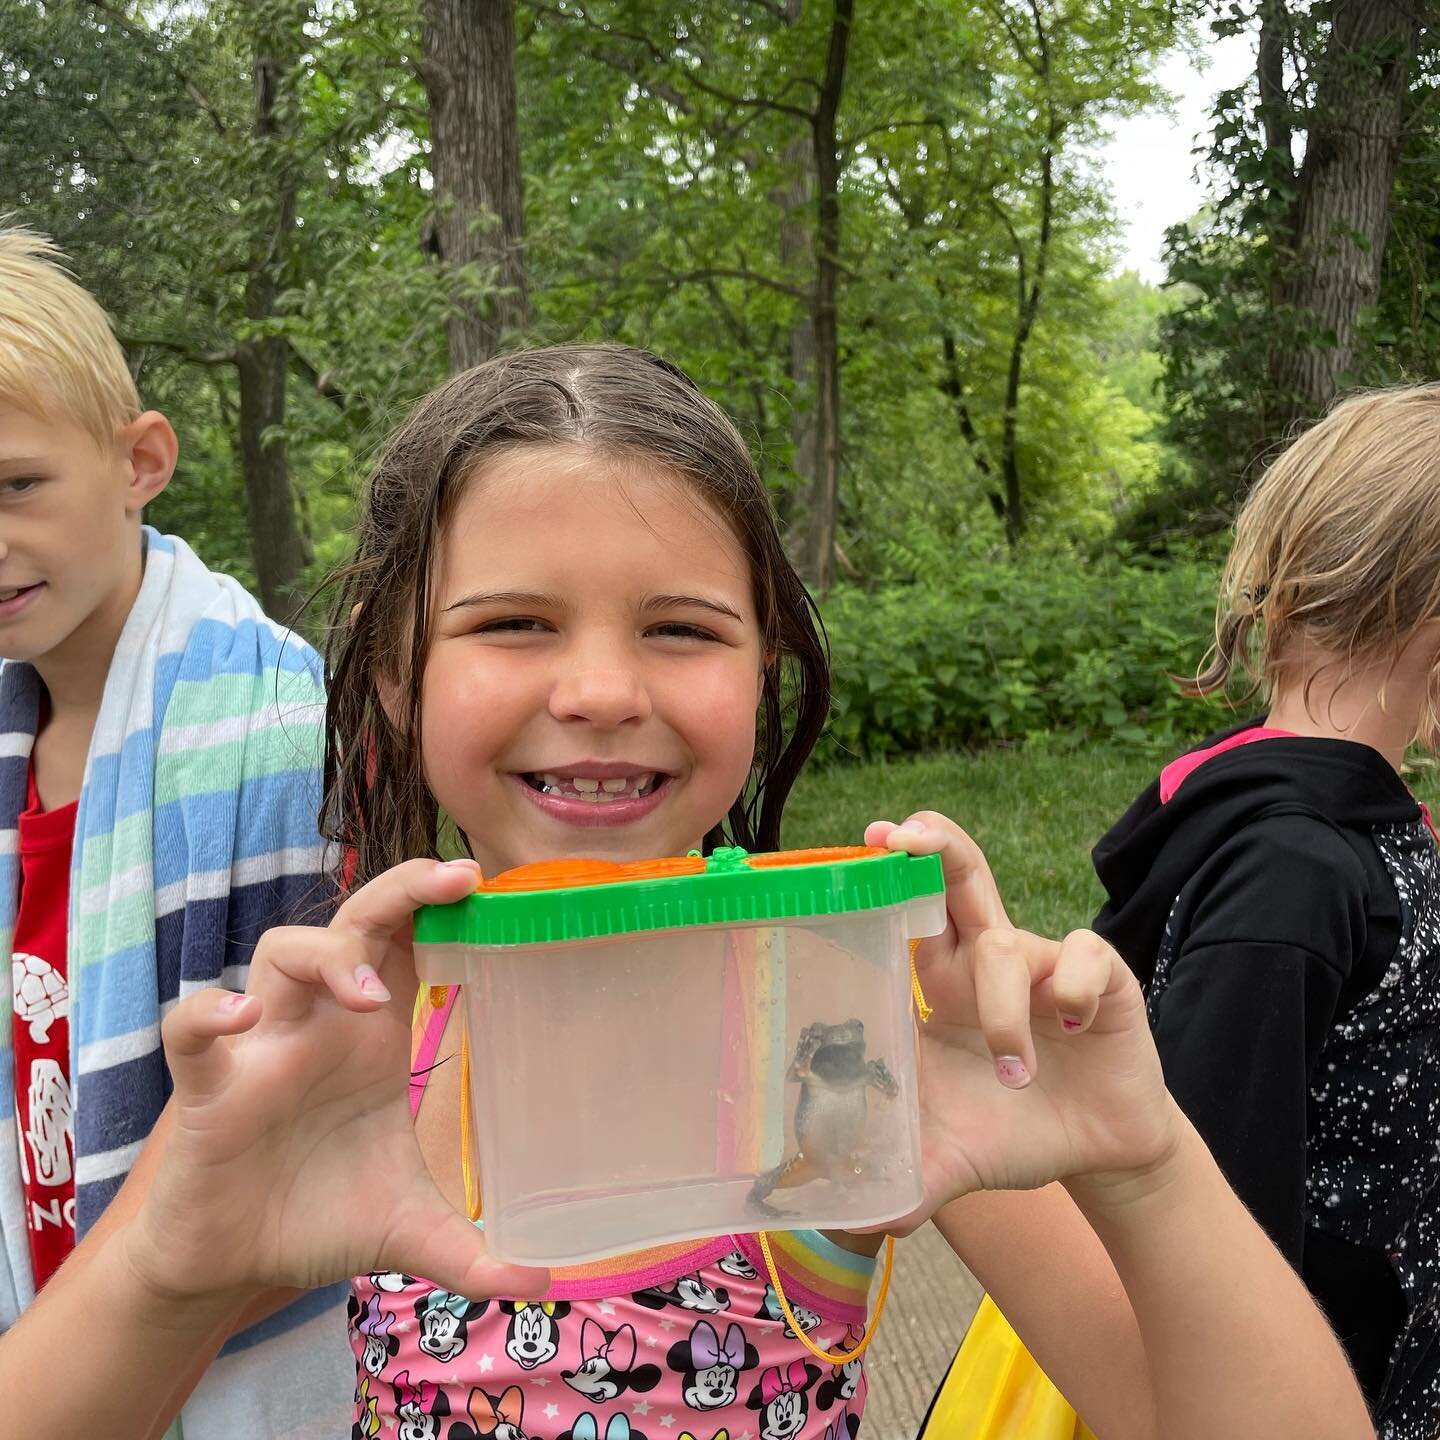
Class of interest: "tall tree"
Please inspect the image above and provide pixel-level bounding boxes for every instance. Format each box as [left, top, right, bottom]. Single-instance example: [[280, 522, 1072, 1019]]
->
[[805, 0, 854, 592], [862, 0, 1171, 544], [422, 0, 529, 370], [772, 129, 820, 543], [992, 0, 1060, 546], [1157, 0, 1437, 528], [1268, 0, 1421, 428], [236, 0, 313, 623], [3, 0, 1192, 581], [520, 0, 863, 590]]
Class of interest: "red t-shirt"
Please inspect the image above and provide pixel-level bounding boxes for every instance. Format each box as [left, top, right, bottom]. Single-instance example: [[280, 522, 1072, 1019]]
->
[[11, 767, 78, 1291]]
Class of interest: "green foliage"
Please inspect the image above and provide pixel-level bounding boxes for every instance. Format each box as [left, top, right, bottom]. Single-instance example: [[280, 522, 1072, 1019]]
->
[[518, 0, 1182, 558], [1151, 4, 1440, 534], [819, 554, 1226, 759], [0, 0, 445, 603], [1, 0, 1196, 594], [1371, 68, 1440, 382], [8, 0, 1344, 721]]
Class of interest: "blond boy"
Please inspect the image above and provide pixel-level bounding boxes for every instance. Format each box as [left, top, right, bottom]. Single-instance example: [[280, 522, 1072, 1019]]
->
[[0, 228, 351, 1436]]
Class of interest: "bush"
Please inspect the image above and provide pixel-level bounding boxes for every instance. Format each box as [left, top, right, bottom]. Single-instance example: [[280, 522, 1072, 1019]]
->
[[818, 557, 1231, 759]]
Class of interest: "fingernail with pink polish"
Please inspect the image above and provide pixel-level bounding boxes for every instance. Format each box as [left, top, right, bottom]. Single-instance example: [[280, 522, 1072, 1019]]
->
[[1060, 1015, 1084, 1032], [355, 964, 391, 1000], [995, 1055, 1030, 1088], [221, 992, 248, 1011]]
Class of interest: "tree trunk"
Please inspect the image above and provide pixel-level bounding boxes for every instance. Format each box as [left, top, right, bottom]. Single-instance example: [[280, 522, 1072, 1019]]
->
[[1269, 0, 1417, 430], [998, 117, 1057, 548], [237, 8, 310, 626], [772, 129, 817, 548], [804, 0, 853, 597], [988, 0, 1060, 549], [940, 330, 1005, 522], [1256, 0, 1295, 169], [422, 0, 528, 372]]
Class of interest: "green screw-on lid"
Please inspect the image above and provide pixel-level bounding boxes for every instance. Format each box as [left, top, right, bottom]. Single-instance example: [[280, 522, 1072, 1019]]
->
[[413, 845, 945, 949]]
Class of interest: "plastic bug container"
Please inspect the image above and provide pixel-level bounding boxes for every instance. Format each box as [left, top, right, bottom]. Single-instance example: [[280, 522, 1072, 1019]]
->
[[412, 845, 946, 1265]]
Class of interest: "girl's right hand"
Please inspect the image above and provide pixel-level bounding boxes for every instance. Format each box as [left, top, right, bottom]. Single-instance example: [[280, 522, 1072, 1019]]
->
[[119, 858, 549, 1309], [868, 814, 1182, 1217]]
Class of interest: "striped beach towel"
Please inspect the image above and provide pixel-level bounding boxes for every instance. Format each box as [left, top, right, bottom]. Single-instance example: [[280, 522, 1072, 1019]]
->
[[0, 528, 353, 1437]]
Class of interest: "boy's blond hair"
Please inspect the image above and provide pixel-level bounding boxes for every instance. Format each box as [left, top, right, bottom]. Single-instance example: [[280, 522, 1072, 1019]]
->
[[1190, 384, 1440, 735], [0, 224, 140, 445]]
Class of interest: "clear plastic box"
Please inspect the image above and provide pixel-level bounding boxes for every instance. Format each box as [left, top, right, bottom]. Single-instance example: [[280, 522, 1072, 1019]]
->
[[413, 845, 946, 1266]]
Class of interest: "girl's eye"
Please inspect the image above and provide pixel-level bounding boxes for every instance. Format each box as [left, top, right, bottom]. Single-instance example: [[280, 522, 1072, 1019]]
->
[[1, 476, 40, 496], [474, 617, 550, 635], [649, 621, 719, 641]]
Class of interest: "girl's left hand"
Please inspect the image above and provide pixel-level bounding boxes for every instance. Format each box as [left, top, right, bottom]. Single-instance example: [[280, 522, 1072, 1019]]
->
[[866, 812, 1183, 1224]]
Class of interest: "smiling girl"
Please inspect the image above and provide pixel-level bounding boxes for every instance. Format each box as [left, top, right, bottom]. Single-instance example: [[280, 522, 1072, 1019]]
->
[[313, 345, 1370, 1440]]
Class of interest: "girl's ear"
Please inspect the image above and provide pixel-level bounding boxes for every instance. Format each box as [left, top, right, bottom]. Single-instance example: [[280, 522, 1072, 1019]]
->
[[361, 600, 421, 735], [375, 670, 404, 731]]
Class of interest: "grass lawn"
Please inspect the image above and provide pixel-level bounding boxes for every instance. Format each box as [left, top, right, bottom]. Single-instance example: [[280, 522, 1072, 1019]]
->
[[785, 743, 1440, 939]]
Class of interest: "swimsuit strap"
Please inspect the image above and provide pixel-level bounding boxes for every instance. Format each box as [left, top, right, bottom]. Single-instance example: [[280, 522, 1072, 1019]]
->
[[410, 986, 460, 1119]]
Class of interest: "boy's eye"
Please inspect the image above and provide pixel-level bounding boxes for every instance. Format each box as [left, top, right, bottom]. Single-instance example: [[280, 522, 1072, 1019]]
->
[[0, 476, 40, 496]]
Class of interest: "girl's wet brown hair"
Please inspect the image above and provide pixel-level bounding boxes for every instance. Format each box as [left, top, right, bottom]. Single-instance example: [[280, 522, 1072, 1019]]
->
[[320, 343, 831, 886]]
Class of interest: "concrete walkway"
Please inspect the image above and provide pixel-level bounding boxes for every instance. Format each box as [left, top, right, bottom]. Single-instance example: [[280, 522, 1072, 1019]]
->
[[861, 1222, 983, 1437]]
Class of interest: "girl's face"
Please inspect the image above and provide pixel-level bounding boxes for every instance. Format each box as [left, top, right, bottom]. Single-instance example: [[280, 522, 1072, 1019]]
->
[[420, 446, 765, 875]]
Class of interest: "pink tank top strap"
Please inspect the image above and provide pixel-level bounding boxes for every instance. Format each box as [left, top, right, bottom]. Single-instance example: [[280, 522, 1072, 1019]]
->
[[410, 986, 460, 1118]]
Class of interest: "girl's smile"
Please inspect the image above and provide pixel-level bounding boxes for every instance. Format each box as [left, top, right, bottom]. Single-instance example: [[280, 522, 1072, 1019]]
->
[[510, 761, 672, 826], [419, 445, 765, 875]]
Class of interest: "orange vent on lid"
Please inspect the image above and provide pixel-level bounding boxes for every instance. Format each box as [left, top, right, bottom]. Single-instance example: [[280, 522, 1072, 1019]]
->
[[478, 855, 707, 892]]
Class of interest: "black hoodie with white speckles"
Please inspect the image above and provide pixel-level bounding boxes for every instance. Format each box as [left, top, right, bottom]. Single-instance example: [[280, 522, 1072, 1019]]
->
[[1094, 722, 1440, 1435]]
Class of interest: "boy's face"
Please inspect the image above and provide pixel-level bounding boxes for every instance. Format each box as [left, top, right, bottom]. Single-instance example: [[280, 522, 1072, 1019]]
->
[[0, 403, 175, 667]]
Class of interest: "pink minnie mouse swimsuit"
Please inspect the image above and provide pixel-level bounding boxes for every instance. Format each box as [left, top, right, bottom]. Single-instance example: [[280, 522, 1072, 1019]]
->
[[347, 989, 877, 1440]]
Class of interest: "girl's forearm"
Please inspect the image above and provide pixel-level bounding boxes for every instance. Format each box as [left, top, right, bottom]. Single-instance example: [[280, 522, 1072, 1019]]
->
[[934, 1186, 1156, 1435], [0, 1222, 247, 1438], [1064, 1109, 1373, 1440]]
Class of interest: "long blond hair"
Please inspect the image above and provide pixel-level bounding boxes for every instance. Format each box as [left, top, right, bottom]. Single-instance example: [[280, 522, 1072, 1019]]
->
[[1188, 384, 1440, 737]]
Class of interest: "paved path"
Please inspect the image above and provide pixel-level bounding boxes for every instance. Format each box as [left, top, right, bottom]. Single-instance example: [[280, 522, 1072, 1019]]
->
[[861, 1222, 983, 1437]]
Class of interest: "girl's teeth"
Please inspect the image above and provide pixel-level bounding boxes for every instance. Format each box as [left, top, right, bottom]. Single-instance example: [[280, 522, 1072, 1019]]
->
[[530, 772, 659, 799]]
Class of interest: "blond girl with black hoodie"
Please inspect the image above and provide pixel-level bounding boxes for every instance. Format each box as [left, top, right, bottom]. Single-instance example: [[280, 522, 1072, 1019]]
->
[[1095, 385, 1440, 1437]]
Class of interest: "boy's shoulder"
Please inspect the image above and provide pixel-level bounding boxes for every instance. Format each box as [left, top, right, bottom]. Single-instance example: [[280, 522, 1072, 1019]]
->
[[136, 530, 327, 800]]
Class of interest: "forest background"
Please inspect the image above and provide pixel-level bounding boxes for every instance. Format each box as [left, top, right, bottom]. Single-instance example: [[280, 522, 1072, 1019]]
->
[[2, 0, 1437, 766]]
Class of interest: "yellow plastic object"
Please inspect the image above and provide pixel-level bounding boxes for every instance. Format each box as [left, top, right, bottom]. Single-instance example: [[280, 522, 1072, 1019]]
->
[[460, 1026, 482, 1221], [924, 1295, 1098, 1438]]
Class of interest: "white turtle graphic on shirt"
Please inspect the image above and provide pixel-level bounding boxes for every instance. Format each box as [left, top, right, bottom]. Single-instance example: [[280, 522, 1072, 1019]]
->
[[23, 1057, 72, 1188], [12, 952, 69, 1044]]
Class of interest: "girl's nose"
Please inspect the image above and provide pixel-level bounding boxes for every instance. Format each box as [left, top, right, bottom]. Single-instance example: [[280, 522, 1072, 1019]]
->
[[549, 664, 653, 729]]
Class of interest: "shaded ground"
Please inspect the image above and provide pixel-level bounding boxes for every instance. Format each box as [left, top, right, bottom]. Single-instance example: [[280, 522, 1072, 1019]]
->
[[863, 1223, 983, 1437]]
